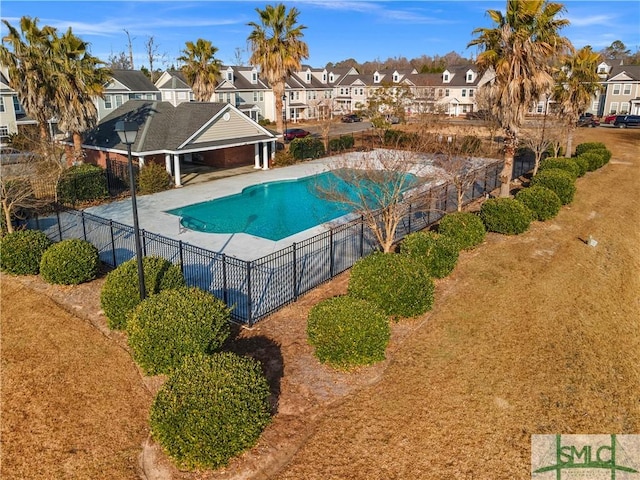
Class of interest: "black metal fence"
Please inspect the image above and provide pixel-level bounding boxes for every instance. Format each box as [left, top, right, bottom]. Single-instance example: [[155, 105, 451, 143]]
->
[[27, 161, 503, 325]]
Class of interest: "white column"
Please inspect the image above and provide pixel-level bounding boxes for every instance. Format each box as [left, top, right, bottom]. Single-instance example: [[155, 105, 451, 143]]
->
[[173, 154, 182, 187], [254, 144, 261, 169], [165, 153, 172, 174], [138, 156, 145, 168], [262, 142, 269, 170], [270, 140, 276, 161]]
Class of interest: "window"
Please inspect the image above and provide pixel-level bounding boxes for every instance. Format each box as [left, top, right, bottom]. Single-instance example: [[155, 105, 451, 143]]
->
[[259, 91, 264, 102], [462, 89, 466, 97], [374, 74, 379, 83], [163, 91, 171, 100], [537, 103, 544, 113], [115, 95, 123, 107], [620, 102, 629, 114], [462, 105, 469, 113], [218, 93, 224, 102], [359, 88, 364, 95], [226, 71, 233, 82], [253, 91, 258, 102], [322, 73, 327, 82], [592, 101, 599, 111], [469, 89, 474, 97], [252, 72, 257, 82], [612, 84, 621, 95], [598, 65, 607, 74], [306, 73, 311, 82], [609, 102, 618, 114], [466, 72, 473, 82], [443, 73, 449, 82], [178, 92, 186, 99], [0, 125, 9, 140], [146, 93, 155, 100], [0, 97, 4, 112], [393, 74, 399, 82], [104, 95, 112, 109], [438, 88, 443, 98], [445, 89, 450, 97], [623, 84, 631, 95], [12, 95, 23, 113]]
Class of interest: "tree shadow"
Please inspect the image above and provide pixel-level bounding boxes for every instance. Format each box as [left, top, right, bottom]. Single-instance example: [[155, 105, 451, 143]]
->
[[224, 327, 284, 415]]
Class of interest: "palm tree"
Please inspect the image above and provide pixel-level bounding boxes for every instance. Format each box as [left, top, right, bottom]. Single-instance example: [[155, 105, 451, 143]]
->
[[247, 3, 309, 135], [52, 28, 110, 163], [0, 17, 57, 141], [553, 46, 601, 156], [468, 0, 570, 197], [177, 38, 221, 102]]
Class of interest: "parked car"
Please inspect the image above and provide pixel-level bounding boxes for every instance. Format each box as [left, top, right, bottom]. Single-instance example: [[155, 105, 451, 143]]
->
[[466, 110, 489, 120], [341, 114, 362, 123], [0, 147, 36, 165], [385, 115, 400, 124], [577, 114, 599, 127], [283, 128, 311, 142], [612, 115, 640, 128], [602, 114, 618, 124]]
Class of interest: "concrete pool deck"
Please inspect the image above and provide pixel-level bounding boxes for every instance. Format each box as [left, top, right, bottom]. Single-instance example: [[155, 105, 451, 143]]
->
[[85, 157, 347, 261]]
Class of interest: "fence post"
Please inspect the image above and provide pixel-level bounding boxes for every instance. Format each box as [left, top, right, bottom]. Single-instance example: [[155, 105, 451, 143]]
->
[[81, 211, 87, 241], [178, 240, 184, 275], [222, 254, 228, 305], [359, 215, 365, 257], [56, 210, 62, 241], [141, 230, 147, 256], [292, 242, 298, 301], [329, 229, 335, 278], [407, 203, 412, 233], [109, 220, 117, 267], [246, 260, 253, 326]]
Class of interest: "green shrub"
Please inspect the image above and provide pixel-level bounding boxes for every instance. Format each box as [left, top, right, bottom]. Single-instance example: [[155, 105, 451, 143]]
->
[[529, 168, 577, 205], [57, 164, 108, 205], [480, 198, 533, 235], [273, 149, 296, 166], [348, 252, 435, 319], [127, 287, 231, 375], [437, 212, 486, 250], [150, 352, 271, 470], [538, 157, 580, 179], [400, 231, 459, 278], [582, 148, 612, 170], [459, 135, 482, 155], [0, 230, 52, 275], [384, 129, 418, 147], [572, 155, 589, 177], [39, 239, 100, 285], [515, 186, 562, 221], [289, 136, 325, 160], [574, 142, 606, 156], [307, 296, 389, 370], [328, 135, 355, 152], [100, 256, 185, 330], [138, 162, 172, 195], [258, 118, 272, 126]]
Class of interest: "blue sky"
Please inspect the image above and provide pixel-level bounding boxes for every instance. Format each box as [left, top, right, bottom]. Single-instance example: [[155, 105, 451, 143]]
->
[[2, 1, 639, 69]]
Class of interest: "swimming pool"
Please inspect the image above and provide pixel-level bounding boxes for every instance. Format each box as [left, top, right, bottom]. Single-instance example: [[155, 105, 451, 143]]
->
[[165, 170, 416, 241]]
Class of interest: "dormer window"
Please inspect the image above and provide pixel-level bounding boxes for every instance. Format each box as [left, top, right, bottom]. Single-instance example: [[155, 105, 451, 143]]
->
[[322, 73, 327, 82], [252, 71, 257, 83], [466, 71, 474, 82], [329, 73, 335, 82], [374, 73, 380, 83], [393, 73, 399, 82], [443, 71, 450, 82], [306, 72, 311, 82], [226, 70, 233, 82]]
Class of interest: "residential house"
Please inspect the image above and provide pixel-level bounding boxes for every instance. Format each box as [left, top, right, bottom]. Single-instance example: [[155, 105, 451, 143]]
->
[[432, 65, 493, 116], [154, 70, 194, 106], [80, 100, 277, 187], [600, 64, 640, 116], [95, 70, 160, 121], [215, 66, 271, 122]]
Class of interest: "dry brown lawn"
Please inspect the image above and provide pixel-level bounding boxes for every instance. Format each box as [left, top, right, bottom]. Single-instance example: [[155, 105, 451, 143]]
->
[[1, 127, 638, 480]]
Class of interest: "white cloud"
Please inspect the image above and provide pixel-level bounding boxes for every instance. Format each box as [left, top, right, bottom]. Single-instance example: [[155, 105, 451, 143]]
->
[[566, 14, 615, 27]]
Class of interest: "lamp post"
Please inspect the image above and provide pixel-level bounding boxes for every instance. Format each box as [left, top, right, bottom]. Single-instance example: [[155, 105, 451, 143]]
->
[[282, 94, 287, 142], [115, 120, 146, 300]]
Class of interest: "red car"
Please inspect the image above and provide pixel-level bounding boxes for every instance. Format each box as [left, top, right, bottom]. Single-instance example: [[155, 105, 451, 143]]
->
[[283, 128, 310, 142], [603, 114, 617, 124]]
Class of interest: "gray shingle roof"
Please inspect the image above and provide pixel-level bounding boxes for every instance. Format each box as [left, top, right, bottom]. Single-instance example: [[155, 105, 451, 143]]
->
[[157, 70, 190, 90], [109, 70, 159, 92]]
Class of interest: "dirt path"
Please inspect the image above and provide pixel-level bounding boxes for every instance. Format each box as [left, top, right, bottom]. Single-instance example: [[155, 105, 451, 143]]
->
[[1, 127, 638, 479]]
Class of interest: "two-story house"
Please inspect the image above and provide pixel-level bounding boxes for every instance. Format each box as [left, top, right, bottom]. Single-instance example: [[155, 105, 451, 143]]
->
[[154, 70, 194, 106], [95, 70, 160, 121], [601, 64, 640, 116], [215, 66, 271, 122]]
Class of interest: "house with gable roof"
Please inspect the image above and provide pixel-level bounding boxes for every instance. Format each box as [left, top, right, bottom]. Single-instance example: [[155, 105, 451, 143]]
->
[[79, 100, 277, 187], [601, 64, 640, 116], [433, 65, 493, 116], [95, 69, 161, 121], [215, 65, 270, 122], [154, 70, 194, 106]]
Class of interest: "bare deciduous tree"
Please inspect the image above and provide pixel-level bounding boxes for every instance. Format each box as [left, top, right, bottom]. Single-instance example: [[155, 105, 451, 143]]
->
[[314, 148, 440, 253], [520, 115, 563, 175]]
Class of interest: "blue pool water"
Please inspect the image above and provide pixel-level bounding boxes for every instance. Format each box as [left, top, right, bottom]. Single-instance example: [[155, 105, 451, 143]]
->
[[166, 170, 416, 241]]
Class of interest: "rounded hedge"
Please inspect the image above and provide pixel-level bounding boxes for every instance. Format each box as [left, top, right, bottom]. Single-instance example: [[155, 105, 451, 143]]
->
[[0, 230, 52, 275], [529, 168, 577, 205], [58, 164, 108, 205], [437, 212, 486, 250], [538, 157, 580, 179], [400, 231, 459, 278], [150, 352, 272, 470], [480, 198, 533, 235], [571, 155, 589, 177], [307, 296, 390, 370], [574, 142, 606, 156], [39, 239, 100, 285], [289, 136, 325, 160], [348, 252, 435, 319], [515, 186, 562, 221], [127, 287, 231, 375], [138, 162, 172, 195], [584, 148, 612, 170], [100, 256, 186, 330]]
